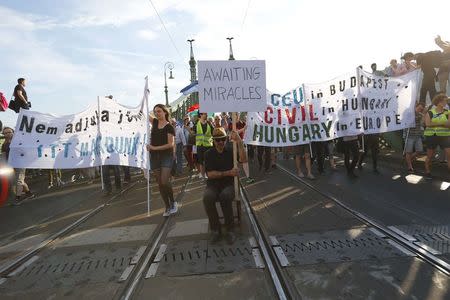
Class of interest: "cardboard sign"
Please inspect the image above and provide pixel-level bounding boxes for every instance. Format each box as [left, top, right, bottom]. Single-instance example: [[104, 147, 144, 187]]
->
[[198, 60, 267, 113]]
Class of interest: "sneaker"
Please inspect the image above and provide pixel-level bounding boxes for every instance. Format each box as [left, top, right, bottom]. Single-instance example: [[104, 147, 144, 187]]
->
[[245, 177, 255, 184], [48, 184, 54, 189], [224, 231, 236, 245], [203, 174, 208, 179], [170, 202, 178, 214], [297, 172, 305, 178], [357, 164, 363, 170], [307, 173, 315, 180], [209, 231, 222, 244], [424, 173, 433, 180], [162, 208, 171, 217], [22, 192, 35, 201], [12, 197, 23, 206]]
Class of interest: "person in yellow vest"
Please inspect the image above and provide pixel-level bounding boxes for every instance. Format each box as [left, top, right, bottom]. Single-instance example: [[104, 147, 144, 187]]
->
[[194, 112, 214, 179], [424, 94, 450, 178]]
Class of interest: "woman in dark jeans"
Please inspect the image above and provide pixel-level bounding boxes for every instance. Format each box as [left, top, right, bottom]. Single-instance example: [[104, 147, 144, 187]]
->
[[147, 104, 176, 217]]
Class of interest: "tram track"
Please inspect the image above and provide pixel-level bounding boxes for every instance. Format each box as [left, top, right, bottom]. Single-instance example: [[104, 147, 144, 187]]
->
[[0, 180, 140, 277], [276, 162, 450, 277], [119, 174, 296, 300]]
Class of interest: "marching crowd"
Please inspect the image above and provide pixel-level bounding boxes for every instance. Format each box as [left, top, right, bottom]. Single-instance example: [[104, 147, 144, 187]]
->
[[1, 35, 450, 243]]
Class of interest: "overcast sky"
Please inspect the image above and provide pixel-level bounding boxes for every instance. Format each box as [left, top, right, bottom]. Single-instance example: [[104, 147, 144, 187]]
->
[[1, 0, 449, 127]]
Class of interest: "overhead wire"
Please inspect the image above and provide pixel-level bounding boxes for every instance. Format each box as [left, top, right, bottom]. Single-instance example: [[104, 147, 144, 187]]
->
[[147, 0, 186, 64]]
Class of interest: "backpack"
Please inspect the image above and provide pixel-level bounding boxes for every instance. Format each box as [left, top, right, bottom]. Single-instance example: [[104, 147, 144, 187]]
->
[[0, 92, 8, 112]]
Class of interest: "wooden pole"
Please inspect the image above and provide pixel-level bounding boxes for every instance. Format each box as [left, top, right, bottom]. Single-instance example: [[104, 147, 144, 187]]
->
[[232, 112, 239, 201]]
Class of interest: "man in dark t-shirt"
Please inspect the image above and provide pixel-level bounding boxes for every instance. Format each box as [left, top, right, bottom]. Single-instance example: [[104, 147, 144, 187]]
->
[[13, 78, 30, 112], [203, 127, 247, 244]]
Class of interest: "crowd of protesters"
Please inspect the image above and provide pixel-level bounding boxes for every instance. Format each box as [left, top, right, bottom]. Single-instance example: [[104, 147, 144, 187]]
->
[[0, 36, 449, 247]]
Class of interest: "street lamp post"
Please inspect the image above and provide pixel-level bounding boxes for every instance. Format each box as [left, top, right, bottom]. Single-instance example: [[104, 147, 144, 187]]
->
[[164, 62, 174, 107]]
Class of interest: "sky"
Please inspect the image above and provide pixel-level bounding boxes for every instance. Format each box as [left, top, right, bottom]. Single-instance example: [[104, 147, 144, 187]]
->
[[1, 0, 450, 127]]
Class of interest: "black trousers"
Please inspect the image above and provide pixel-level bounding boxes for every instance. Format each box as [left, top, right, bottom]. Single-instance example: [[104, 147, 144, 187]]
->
[[257, 146, 271, 171], [102, 165, 121, 191], [312, 142, 327, 173], [203, 185, 234, 232], [344, 140, 359, 173], [359, 134, 379, 170], [420, 74, 437, 103]]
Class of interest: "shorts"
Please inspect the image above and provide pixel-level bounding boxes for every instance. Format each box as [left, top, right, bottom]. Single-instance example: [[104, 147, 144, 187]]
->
[[425, 135, 450, 150], [405, 136, 423, 153], [196, 146, 212, 164], [150, 151, 174, 170], [292, 145, 310, 157]]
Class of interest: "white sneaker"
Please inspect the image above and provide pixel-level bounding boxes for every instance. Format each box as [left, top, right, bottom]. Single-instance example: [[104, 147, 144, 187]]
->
[[198, 173, 204, 179], [204, 174, 208, 179], [162, 208, 171, 217], [170, 202, 178, 214]]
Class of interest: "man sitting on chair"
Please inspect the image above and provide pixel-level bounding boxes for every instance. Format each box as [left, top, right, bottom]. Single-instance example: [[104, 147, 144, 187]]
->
[[203, 127, 247, 244]]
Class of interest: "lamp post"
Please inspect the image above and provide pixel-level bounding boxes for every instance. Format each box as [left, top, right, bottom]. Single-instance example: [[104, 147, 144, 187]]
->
[[226, 37, 235, 60], [164, 62, 174, 107]]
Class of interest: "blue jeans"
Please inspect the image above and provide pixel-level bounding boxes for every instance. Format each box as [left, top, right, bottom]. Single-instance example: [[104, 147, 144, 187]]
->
[[176, 143, 184, 175]]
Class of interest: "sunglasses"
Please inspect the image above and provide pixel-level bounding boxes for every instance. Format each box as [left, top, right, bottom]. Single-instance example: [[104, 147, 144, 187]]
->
[[214, 137, 227, 142]]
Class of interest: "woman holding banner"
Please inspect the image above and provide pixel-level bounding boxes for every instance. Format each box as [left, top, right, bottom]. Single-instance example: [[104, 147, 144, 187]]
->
[[147, 104, 177, 217]]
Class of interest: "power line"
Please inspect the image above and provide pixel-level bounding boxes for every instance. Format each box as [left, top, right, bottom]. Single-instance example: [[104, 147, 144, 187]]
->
[[240, 0, 252, 34], [147, 0, 184, 61]]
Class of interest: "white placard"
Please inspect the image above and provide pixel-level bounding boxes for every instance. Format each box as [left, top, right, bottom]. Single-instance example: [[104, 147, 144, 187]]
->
[[198, 60, 267, 113], [8, 97, 149, 169]]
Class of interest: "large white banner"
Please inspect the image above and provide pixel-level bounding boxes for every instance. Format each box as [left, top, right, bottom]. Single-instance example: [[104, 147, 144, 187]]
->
[[244, 69, 421, 146], [8, 98, 149, 169], [198, 60, 267, 113], [358, 68, 419, 134]]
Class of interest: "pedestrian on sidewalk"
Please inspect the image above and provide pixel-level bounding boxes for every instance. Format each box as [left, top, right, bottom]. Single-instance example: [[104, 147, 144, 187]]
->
[[147, 104, 177, 217], [423, 94, 450, 178], [404, 103, 425, 173], [203, 127, 246, 244], [1, 127, 34, 205]]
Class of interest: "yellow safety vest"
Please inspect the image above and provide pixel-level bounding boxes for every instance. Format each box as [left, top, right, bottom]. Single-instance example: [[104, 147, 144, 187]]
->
[[196, 121, 212, 146], [424, 108, 450, 136]]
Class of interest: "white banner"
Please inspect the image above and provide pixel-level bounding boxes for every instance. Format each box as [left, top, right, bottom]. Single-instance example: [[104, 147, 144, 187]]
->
[[8, 97, 149, 169], [244, 69, 421, 146], [198, 60, 267, 112], [358, 68, 419, 134]]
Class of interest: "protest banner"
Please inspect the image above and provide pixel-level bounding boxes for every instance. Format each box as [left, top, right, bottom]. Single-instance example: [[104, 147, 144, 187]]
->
[[357, 68, 419, 134], [198, 60, 266, 113], [8, 97, 149, 169], [244, 69, 421, 146]]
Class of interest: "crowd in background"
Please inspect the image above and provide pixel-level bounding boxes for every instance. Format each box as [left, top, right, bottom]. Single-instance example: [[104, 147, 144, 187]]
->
[[1, 35, 450, 208]]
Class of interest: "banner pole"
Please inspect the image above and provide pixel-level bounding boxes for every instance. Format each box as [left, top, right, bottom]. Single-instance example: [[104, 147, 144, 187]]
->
[[232, 112, 239, 201], [302, 83, 313, 159], [145, 79, 151, 216], [97, 96, 104, 191]]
